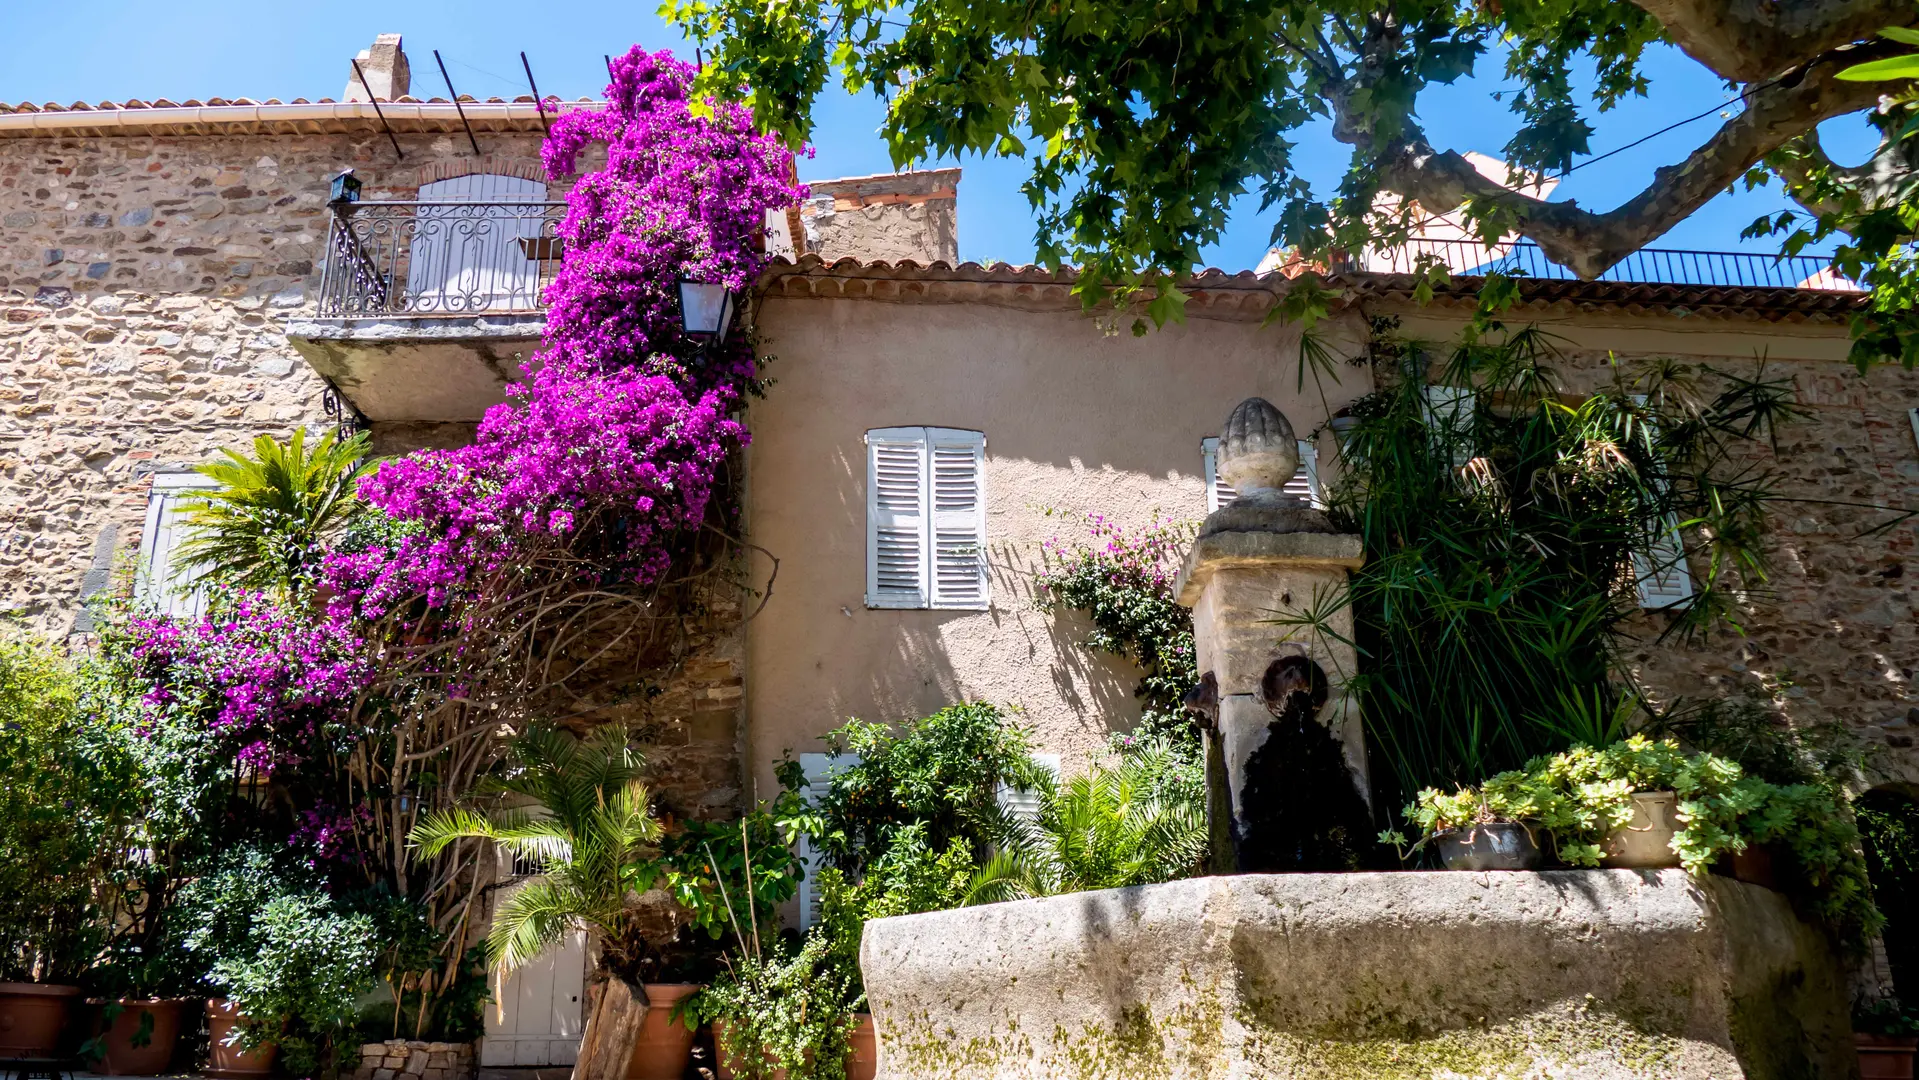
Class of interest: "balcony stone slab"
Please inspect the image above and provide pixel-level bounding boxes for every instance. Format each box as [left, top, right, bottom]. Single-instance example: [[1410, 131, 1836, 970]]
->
[[862, 870, 1856, 1079], [286, 314, 542, 423]]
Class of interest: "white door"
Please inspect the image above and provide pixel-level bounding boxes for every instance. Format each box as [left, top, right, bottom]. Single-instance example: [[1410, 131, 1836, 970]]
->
[[407, 174, 549, 313], [481, 886, 587, 1068]]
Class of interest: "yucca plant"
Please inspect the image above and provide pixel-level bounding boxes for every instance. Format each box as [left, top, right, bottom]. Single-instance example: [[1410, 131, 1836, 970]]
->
[[1291, 324, 1801, 811], [176, 428, 375, 599], [964, 746, 1206, 904]]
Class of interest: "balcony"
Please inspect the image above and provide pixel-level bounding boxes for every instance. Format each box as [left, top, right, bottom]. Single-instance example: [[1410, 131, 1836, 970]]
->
[[1338, 237, 1857, 291], [287, 199, 566, 425]]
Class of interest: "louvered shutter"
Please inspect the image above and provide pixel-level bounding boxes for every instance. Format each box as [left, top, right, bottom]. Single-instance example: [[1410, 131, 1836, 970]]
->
[[1628, 396, 1694, 609], [866, 428, 929, 608], [1202, 438, 1322, 511], [928, 428, 988, 609], [137, 472, 220, 618], [796, 751, 862, 930], [995, 753, 1061, 826]]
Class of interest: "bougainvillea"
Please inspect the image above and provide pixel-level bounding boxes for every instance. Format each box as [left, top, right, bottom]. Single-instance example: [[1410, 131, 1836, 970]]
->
[[325, 47, 804, 615], [1035, 511, 1199, 737]]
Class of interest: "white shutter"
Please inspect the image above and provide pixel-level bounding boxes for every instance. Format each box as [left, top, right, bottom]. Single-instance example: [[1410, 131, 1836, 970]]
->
[[866, 428, 929, 608], [1629, 396, 1695, 610], [136, 471, 220, 618], [1422, 385, 1474, 469], [1202, 438, 1321, 511], [796, 751, 862, 930], [928, 428, 988, 610], [995, 753, 1061, 826]]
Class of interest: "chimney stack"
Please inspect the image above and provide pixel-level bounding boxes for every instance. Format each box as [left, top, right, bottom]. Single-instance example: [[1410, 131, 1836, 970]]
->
[[344, 34, 410, 101]]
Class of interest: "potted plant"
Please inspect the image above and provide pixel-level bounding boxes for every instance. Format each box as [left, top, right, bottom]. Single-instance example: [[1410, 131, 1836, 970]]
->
[[0, 633, 103, 1059], [205, 997, 279, 1079], [1855, 998, 1919, 1080], [1386, 784, 1545, 871]]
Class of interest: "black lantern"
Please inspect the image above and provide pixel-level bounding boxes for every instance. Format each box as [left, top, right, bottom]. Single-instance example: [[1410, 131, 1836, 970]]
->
[[677, 277, 738, 345], [329, 169, 363, 206]]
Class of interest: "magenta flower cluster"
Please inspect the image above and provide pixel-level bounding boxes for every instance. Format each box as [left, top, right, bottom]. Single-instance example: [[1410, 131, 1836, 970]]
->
[[125, 592, 369, 775], [325, 47, 804, 617]]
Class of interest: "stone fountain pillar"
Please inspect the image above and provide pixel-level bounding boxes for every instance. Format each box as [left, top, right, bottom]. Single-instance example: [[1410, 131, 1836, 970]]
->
[[1173, 398, 1368, 860]]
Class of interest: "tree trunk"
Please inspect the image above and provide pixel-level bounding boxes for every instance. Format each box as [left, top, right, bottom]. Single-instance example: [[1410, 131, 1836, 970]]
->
[[571, 975, 650, 1080]]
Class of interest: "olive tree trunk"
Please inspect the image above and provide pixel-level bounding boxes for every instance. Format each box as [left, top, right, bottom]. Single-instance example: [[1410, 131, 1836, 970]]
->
[[571, 975, 650, 1080]]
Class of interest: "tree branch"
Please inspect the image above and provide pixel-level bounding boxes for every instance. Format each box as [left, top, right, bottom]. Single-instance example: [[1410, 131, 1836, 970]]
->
[[1773, 122, 1916, 219], [1628, 0, 1919, 83], [1331, 41, 1899, 277]]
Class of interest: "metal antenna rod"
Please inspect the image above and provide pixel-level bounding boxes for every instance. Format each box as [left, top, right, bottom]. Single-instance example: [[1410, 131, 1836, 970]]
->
[[519, 51, 550, 132], [352, 58, 405, 160], [433, 49, 483, 156]]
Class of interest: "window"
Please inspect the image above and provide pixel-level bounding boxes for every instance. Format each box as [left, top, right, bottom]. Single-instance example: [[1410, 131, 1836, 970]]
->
[[136, 471, 219, 618], [1202, 437, 1322, 512], [1628, 396, 1694, 610], [795, 751, 862, 929], [995, 753, 1062, 826], [865, 427, 988, 610], [409, 174, 552, 312]]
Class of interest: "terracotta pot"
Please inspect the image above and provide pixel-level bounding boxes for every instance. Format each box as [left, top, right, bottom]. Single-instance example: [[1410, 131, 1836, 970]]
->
[[1726, 844, 1780, 888], [1600, 791, 1683, 869], [205, 998, 279, 1079], [626, 983, 699, 1080], [1858, 1033, 1919, 1080], [0, 983, 82, 1058], [90, 998, 184, 1076], [846, 1013, 878, 1080], [1434, 823, 1542, 871]]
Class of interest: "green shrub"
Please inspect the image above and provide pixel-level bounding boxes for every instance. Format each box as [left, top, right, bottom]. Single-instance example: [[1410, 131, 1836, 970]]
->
[[0, 632, 104, 983], [692, 932, 861, 1080], [802, 702, 1040, 875], [208, 890, 379, 1077]]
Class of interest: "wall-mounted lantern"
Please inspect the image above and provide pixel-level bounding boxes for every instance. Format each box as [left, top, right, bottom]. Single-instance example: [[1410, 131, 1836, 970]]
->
[[329, 169, 363, 206], [676, 277, 738, 347]]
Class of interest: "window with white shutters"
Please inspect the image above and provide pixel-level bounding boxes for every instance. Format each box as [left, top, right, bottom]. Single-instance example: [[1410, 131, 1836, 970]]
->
[[136, 471, 220, 618], [1422, 385, 1475, 470], [1201, 438, 1322, 512], [865, 427, 987, 610], [796, 751, 862, 930], [995, 753, 1062, 827]]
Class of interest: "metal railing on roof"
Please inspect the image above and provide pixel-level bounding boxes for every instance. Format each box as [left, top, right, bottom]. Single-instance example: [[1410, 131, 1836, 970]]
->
[[317, 199, 567, 317], [1341, 237, 1856, 292]]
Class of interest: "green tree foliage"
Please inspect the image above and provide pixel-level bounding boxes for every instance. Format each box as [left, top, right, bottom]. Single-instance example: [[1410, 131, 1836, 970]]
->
[[668, 0, 1919, 346], [409, 726, 664, 982], [965, 745, 1205, 904], [1305, 325, 1799, 805], [1859, 789, 1919, 998], [177, 428, 374, 598]]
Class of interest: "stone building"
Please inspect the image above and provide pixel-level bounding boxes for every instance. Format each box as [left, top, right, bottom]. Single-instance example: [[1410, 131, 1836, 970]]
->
[[4, 28, 1918, 1072]]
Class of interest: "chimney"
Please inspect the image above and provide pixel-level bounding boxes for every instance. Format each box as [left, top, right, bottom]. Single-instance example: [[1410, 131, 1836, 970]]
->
[[795, 168, 959, 264], [344, 34, 410, 101]]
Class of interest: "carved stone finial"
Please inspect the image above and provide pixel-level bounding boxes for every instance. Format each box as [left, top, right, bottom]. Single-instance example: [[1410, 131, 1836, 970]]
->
[[1218, 398, 1299, 496]]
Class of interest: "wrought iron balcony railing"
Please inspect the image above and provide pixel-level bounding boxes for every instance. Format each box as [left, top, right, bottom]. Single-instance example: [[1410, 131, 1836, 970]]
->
[[1344, 237, 1855, 291], [317, 199, 567, 317]]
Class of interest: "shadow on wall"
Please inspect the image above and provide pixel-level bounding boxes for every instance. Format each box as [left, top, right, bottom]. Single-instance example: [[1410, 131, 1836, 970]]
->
[[992, 538, 1145, 739]]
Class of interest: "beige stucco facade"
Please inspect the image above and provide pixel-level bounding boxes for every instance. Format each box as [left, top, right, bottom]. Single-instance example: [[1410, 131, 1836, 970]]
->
[[740, 282, 1375, 793]]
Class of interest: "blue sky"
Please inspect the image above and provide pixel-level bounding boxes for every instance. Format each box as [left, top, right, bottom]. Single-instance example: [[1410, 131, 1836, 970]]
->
[[0, 1, 1875, 270]]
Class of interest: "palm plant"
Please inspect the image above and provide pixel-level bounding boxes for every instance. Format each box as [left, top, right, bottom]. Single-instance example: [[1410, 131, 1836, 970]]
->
[[409, 725, 661, 981], [176, 428, 375, 598], [964, 747, 1205, 904]]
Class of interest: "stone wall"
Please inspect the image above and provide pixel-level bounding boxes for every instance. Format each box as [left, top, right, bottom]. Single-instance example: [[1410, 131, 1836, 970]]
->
[[799, 168, 959, 265], [0, 127, 548, 634], [1555, 349, 1919, 786], [351, 1039, 474, 1080]]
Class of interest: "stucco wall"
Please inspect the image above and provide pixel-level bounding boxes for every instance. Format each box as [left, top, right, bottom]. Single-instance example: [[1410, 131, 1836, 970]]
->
[[1391, 306, 1919, 785], [741, 295, 1374, 790], [0, 128, 549, 632]]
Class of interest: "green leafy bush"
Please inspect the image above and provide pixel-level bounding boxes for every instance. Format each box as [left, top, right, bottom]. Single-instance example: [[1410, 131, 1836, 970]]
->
[[803, 703, 1039, 875], [0, 632, 105, 983], [1387, 737, 1880, 950], [206, 889, 380, 1076], [692, 932, 861, 1080]]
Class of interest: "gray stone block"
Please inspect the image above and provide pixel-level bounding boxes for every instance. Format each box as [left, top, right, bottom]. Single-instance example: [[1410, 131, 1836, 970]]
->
[[862, 870, 1857, 1079]]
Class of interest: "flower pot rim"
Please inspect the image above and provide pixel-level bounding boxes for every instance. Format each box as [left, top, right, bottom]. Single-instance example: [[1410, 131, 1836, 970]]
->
[[1856, 1032, 1919, 1046], [0, 983, 83, 997], [88, 997, 192, 1006]]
